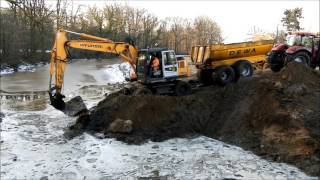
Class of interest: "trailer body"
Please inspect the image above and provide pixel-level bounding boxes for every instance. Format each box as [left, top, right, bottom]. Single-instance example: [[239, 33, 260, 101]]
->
[[192, 40, 274, 69], [191, 40, 274, 85]]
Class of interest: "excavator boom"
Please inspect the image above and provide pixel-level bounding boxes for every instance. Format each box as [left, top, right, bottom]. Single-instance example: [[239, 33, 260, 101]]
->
[[49, 28, 138, 109]]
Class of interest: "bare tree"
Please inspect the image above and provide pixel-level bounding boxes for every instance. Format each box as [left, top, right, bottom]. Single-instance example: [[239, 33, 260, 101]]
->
[[167, 17, 186, 52], [5, 0, 54, 64], [194, 16, 222, 45], [1, 2, 223, 66], [87, 6, 104, 35]]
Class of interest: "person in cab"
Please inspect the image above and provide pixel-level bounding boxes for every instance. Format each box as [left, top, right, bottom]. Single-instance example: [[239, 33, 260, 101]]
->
[[150, 54, 161, 78]]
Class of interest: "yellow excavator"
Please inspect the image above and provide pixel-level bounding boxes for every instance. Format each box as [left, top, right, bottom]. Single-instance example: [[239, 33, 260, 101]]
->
[[49, 29, 191, 110]]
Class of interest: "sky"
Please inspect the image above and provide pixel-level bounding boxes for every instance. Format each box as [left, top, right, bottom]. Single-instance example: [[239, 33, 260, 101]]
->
[[1, 0, 319, 43], [124, 0, 320, 42]]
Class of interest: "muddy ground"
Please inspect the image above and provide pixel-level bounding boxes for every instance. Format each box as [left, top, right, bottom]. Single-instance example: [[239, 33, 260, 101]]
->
[[69, 62, 320, 177]]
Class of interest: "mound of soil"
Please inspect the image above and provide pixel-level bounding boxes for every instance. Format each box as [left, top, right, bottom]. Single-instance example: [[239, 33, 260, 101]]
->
[[72, 62, 320, 176]]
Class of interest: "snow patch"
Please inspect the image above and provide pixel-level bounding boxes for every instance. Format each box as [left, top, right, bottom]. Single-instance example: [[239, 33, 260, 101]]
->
[[0, 62, 46, 76], [103, 62, 131, 83], [35, 62, 47, 67], [17, 64, 36, 72], [0, 106, 317, 179], [0, 67, 14, 75]]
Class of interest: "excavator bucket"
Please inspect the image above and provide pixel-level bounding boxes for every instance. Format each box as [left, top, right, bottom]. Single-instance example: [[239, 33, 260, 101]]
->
[[49, 88, 88, 116], [48, 91, 66, 110]]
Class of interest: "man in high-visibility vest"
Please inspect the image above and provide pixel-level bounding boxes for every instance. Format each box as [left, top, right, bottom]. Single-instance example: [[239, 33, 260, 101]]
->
[[150, 54, 161, 77]]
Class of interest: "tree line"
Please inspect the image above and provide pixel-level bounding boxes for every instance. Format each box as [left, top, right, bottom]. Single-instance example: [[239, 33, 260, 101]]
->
[[0, 0, 223, 66]]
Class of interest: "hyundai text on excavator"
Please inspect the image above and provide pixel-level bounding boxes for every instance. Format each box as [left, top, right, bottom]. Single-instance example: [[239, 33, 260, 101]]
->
[[49, 29, 191, 110]]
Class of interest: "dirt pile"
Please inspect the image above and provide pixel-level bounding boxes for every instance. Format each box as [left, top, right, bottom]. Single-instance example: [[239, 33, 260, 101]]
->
[[72, 62, 320, 176], [64, 96, 88, 116]]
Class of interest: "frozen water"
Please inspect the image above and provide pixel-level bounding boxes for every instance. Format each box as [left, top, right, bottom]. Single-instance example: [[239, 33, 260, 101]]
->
[[0, 59, 127, 93]]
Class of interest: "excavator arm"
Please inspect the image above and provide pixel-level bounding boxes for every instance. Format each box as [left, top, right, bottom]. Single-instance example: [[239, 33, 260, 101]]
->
[[49, 29, 138, 109]]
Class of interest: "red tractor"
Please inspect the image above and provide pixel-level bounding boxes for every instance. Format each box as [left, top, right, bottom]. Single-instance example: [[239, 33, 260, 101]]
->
[[267, 32, 320, 72]]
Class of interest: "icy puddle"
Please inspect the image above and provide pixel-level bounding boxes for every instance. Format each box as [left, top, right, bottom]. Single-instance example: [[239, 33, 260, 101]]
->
[[0, 106, 316, 179]]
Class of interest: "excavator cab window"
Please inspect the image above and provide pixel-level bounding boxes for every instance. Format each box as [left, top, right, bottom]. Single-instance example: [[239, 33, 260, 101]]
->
[[136, 50, 164, 82], [150, 54, 162, 78], [161, 50, 178, 78], [136, 52, 148, 82], [136, 49, 179, 82]]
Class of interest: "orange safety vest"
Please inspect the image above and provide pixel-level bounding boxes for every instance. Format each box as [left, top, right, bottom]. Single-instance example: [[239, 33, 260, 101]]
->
[[151, 57, 160, 71]]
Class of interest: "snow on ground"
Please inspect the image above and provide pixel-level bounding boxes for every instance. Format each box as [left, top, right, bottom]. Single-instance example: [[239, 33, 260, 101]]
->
[[0, 67, 14, 76], [1, 63, 46, 76], [0, 102, 317, 179], [17, 64, 36, 72]]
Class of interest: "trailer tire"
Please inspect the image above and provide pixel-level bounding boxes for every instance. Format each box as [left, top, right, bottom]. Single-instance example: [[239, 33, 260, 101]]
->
[[213, 66, 235, 86], [233, 60, 253, 82], [133, 87, 152, 96], [174, 81, 192, 96]]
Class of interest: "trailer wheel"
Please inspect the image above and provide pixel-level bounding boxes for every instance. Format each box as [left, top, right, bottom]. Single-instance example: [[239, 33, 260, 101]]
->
[[233, 60, 253, 82], [174, 81, 192, 96], [133, 87, 152, 96], [213, 66, 235, 86]]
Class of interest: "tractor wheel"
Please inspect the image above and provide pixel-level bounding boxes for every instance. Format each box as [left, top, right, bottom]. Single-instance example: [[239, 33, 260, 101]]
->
[[270, 64, 283, 72], [291, 51, 311, 66], [267, 51, 285, 72], [212, 66, 235, 86], [233, 60, 253, 82], [174, 81, 192, 96], [133, 87, 152, 96]]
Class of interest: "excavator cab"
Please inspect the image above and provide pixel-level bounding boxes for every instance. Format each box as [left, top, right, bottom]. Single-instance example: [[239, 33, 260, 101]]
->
[[136, 48, 179, 84]]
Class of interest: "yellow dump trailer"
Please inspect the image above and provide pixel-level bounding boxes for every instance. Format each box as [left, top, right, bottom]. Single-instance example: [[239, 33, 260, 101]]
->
[[191, 40, 273, 85]]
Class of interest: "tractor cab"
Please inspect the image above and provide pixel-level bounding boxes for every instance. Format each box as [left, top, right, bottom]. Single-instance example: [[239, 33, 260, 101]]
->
[[136, 48, 179, 84], [285, 32, 319, 65], [285, 32, 316, 49]]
